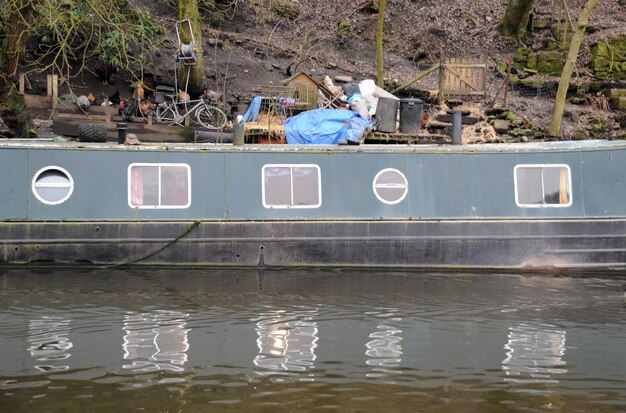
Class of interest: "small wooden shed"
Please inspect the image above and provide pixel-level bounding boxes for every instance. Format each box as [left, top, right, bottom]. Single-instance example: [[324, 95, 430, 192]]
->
[[282, 72, 319, 110]]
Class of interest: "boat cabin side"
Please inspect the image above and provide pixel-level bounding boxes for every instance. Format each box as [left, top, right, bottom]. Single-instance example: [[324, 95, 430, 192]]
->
[[1, 143, 625, 221]]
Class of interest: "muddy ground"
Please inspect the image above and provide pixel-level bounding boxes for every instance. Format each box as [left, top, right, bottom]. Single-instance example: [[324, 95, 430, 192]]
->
[[2, 0, 625, 140]]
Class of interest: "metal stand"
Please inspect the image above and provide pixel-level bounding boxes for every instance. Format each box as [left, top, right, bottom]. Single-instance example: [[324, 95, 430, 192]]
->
[[174, 19, 199, 99]]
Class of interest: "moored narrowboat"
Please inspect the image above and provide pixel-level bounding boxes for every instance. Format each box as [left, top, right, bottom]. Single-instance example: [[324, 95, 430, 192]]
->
[[1, 139, 626, 271]]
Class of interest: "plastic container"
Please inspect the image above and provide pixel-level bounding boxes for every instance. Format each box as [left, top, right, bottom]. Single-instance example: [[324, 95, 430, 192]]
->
[[375, 97, 398, 133], [399, 98, 424, 135], [342, 82, 361, 99]]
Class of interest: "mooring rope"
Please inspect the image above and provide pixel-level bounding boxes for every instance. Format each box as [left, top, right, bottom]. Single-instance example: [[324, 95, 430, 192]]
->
[[104, 220, 201, 268]]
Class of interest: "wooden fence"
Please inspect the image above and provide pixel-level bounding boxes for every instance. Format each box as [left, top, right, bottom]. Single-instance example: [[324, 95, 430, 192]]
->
[[439, 57, 487, 99]]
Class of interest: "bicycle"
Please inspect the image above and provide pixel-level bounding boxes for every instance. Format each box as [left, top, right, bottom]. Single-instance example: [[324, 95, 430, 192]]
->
[[155, 96, 228, 129]]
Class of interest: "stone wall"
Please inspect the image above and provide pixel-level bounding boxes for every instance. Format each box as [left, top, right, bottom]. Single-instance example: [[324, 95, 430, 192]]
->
[[591, 35, 626, 80], [513, 48, 565, 76]]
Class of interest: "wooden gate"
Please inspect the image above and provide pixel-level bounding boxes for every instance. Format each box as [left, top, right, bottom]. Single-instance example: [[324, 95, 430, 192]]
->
[[439, 57, 487, 99]]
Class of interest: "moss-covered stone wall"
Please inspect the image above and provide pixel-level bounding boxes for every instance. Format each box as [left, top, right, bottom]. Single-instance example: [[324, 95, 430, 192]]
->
[[591, 35, 626, 80], [513, 48, 565, 76]]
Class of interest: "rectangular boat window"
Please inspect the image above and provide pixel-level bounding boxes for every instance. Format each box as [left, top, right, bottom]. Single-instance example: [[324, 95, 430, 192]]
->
[[514, 164, 571, 207], [128, 163, 191, 209], [262, 164, 321, 209]]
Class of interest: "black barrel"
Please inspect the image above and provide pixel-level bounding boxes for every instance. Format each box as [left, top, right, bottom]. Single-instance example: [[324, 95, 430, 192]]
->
[[399, 98, 424, 135]]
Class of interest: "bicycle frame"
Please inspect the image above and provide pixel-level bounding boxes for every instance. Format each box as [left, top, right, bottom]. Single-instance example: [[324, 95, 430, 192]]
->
[[156, 98, 205, 125], [155, 97, 227, 129]]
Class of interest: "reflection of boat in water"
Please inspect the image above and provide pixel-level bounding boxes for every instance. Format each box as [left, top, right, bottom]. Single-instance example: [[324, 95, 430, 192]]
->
[[28, 316, 73, 372], [253, 308, 318, 374], [365, 308, 403, 376], [2, 139, 626, 270], [502, 323, 567, 385], [122, 311, 190, 373]]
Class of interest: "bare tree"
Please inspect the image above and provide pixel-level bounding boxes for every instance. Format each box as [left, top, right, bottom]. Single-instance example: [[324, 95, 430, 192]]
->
[[0, 3, 34, 137], [548, 0, 598, 136], [0, 0, 162, 138], [498, 0, 535, 37], [376, 0, 387, 87]]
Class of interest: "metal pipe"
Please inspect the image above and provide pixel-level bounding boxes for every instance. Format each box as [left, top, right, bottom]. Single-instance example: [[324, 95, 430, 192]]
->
[[234, 115, 245, 146], [451, 110, 462, 145], [117, 122, 128, 144], [193, 130, 233, 143]]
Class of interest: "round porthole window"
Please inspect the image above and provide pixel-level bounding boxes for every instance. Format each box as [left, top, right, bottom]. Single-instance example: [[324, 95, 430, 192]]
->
[[372, 168, 408, 205], [32, 166, 74, 205]]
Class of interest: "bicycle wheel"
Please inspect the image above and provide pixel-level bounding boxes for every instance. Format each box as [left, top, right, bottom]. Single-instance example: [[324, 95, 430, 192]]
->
[[156, 105, 182, 126], [196, 105, 227, 129]]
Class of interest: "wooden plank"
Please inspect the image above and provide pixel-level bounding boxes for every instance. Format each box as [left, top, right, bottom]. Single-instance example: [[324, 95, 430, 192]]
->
[[24, 95, 53, 109], [434, 114, 480, 125], [51, 75, 58, 105], [52, 119, 188, 142], [438, 56, 445, 101], [483, 55, 488, 98], [443, 63, 485, 68], [19, 74, 25, 94], [445, 67, 481, 92], [54, 112, 107, 121]]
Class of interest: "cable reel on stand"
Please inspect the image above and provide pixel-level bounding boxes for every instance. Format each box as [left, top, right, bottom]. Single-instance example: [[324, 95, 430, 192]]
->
[[175, 19, 199, 65]]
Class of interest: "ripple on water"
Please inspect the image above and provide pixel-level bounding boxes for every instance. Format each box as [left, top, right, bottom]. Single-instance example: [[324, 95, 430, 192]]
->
[[1, 269, 626, 411]]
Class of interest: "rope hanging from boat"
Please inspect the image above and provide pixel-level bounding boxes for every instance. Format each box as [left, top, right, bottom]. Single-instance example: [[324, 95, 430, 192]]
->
[[103, 220, 201, 268]]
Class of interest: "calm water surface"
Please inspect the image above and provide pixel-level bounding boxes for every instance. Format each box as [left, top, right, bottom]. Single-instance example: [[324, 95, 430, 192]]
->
[[1, 268, 625, 412]]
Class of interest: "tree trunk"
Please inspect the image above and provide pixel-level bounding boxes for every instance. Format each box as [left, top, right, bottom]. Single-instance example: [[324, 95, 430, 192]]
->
[[376, 0, 386, 88], [178, 0, 205, 98], [548, 0, 598, 136], [498, 0, 535, 37], [0, 3, 34, 138]]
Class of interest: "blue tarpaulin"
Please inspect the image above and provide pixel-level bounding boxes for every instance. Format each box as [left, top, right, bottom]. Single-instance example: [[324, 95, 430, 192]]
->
[[284, 109, 373, 144], [241, 96, 263, 122]]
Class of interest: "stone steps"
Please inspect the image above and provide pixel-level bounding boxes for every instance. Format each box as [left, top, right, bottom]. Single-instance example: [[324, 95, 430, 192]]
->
[[609, 89, 626, 110]]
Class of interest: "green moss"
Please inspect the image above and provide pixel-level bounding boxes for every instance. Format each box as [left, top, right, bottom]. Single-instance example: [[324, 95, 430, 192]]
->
[[526, 54, 537, 70], [590, 36, 626, 80], [512, 76, 544, 88], [571, 128, 587, 140], [3, 85, 36, 138], [591, 42, 610, 59], [516, 48, 531, 61], [595, 71, 610, 80], [178, 126, 195, 142], [271, 0, 300, 20], [542, 38, 558, 51], [589, 116, 606, 139], [506, 111, 523, 125], [537, 52, 564, 75], [338, 21, 352, 39], [593, 57, 611, 70], [495, 62, 508, 74], [533, 19, 550, 30]]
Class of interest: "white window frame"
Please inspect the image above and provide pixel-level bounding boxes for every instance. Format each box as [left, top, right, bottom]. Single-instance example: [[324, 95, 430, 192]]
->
[[262, 164, 322, 209], [372, 168, 408, 205], [31, 166, 74, 205], [514, 164, 572, 208], [127, 163, 191, 209]]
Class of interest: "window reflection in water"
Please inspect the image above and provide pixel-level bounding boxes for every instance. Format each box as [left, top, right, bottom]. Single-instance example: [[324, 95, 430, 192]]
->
[[122, 310, 190, 372], [28, 316, 73, 372], [502, 323, 567, 384], [253, 308, 319, 375], [365, 308, 403, 377]]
